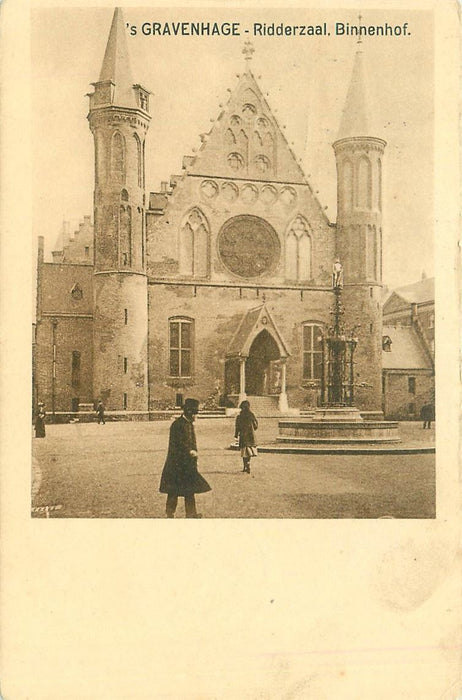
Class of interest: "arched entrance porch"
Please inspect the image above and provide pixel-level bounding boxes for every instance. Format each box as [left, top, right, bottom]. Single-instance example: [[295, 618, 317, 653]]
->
[[224, 303, 290, 411], [245, 330, 281, 396]]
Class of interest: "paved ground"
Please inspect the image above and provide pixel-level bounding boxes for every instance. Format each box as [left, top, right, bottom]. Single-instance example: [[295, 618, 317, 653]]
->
[[32, 418, 435, 519]]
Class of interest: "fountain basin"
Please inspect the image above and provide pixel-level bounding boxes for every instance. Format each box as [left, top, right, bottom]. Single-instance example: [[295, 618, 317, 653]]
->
[[278, 419, 400, 444]]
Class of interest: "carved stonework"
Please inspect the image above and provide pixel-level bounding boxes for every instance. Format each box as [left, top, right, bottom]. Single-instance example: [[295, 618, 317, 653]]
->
[[218, 215, 280, 278], [241, 183, 258, 204], [242, 103, 257, 118], [260, 185, 277, 205], [200, 180, 218, 199], [279, 186, 297, 208], [227, 152, 245, 171], [71, 283, 83, 300], [333, 137, 386, 155], [221, 182, 239, 203], [254, 154, 270, 173]]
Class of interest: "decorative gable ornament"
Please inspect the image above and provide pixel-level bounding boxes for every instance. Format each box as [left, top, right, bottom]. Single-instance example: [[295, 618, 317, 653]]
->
[[71, 283, 83, 300]]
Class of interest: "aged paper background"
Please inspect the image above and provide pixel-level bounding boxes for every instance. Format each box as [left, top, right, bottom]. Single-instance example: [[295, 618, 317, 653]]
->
[[1, 0, 460, 698]]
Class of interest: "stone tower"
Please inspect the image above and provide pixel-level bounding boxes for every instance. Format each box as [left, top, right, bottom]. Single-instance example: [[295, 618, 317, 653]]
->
[[333, 48, 386, 411], [88, 8, 151, 410]]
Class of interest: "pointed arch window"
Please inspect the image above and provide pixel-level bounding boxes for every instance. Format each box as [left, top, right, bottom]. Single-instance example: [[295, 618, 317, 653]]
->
[[357, 156, 372, 209], [224, 128, 236, 146], [342, 159, 354, 210], [169, 317, 194, 378], [179, 208, 209, 277], [366, 225, 377, 280], [120, 205, 132, 267], [285, 216, 312, 281], [111, 132, 125, 184]]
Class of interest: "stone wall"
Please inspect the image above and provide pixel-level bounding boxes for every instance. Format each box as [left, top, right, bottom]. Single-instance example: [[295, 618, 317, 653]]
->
[[382, 370, 434, 420]]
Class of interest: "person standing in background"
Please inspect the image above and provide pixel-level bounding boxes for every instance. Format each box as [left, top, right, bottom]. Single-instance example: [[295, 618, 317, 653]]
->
[[34, 402, 46, 438], [96, 400, 105, 425]]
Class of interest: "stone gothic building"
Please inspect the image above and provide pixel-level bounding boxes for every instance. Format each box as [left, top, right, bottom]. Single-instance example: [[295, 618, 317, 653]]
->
[[34, 8, 386, 416]]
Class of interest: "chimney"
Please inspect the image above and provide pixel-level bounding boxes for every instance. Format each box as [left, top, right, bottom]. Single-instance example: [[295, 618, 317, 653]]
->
[[160, 181, 168, 193], [37, 236, 44, 264]]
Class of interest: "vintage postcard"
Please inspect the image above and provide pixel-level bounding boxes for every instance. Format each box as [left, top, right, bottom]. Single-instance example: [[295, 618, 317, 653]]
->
[[1, 0, 460, 698]]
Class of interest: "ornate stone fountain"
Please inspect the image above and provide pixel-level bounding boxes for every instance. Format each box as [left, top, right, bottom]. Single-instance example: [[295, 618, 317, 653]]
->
[[277, 261, 400, 445]]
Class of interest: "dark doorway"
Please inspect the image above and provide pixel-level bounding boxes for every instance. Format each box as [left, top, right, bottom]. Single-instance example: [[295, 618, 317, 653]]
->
[[246, 330, 280, 395], [71, 397, 79, 412]]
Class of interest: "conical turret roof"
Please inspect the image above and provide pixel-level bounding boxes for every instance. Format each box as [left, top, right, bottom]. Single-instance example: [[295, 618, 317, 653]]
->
[[337, 50, 370, 140], [98, 7, 136, 109]]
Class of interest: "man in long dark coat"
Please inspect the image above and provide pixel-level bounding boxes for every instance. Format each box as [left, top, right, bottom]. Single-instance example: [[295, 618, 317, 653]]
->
[[159, 398, 211, 518]]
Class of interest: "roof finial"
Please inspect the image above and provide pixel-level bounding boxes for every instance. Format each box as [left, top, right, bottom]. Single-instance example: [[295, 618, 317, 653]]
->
[[243, 41, 255, 68], [357, 12, 363, 46]]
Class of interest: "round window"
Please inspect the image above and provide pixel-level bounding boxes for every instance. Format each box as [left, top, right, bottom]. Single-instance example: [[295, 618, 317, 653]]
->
[[217, 215, 280, 278]]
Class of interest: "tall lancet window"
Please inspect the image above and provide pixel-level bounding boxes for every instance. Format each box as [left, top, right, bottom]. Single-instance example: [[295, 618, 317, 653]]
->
[[357, 156, 372, 209], [179, 208, 209, 277], [285, 216, 312, 281], [134, 134, 142, 188], [120, 205, 132, 267], [342, 159, 354, 210], [95, 130, 106, 184], [377, 158, 382, 211], [111, 132, 125, 184], [366, 225, 377, 280]]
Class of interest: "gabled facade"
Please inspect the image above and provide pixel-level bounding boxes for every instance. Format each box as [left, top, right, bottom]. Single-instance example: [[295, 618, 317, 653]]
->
[[34, 8, 387, 416], [382, 277, 435, 419]]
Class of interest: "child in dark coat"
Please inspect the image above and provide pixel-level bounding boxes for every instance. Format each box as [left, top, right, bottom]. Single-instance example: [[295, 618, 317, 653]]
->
[[234, 400, 258, 474]]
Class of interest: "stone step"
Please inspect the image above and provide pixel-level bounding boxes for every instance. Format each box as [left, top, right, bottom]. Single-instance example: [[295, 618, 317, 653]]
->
[[245, 395, 280, 417]]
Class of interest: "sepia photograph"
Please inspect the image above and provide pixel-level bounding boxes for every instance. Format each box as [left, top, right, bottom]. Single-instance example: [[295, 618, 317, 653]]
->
[[30, 6, 437, 519], [1, 1, 460, 699]]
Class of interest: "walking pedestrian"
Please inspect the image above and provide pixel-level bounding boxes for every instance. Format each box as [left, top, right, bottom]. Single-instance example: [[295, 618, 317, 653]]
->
[[34, 402, 46, 438], [420, 402, 434, 429], [159, 398, 211, 518], [235, 400, 258, 474], [96, 400, 105, 425]]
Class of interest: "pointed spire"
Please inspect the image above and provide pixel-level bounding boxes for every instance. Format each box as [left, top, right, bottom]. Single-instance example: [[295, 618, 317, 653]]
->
[[98, 7, 136, 108], [337, 49, 370, 140]]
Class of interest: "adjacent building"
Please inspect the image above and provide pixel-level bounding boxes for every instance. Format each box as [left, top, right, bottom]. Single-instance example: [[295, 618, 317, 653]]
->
[[382, 276, 435, 419]]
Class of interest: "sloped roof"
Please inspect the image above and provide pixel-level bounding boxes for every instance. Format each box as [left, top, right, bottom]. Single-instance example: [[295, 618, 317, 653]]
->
[[393, 277, 434, 305], [227, 304, 290, 358], [382, 326, 432, 370]]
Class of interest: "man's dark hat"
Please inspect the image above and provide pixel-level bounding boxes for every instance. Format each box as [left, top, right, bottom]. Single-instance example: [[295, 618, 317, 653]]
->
[[183, 398, 200, 414]]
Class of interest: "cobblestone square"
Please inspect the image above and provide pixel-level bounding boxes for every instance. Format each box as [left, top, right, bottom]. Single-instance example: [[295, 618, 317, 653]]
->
[[32, 418, 435, 519]]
